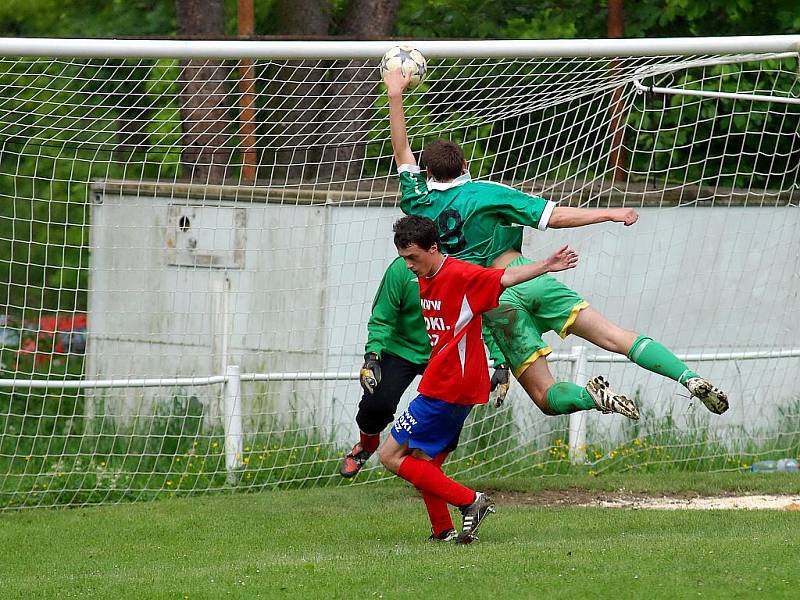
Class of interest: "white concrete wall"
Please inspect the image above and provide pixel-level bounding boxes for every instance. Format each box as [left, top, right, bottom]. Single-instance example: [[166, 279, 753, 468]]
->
[[88, 193, 800, 446], [523, 206, 800, 444], [88, 193, 330, 428]]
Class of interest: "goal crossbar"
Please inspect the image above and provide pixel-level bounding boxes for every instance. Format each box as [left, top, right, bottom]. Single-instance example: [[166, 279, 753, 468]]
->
[[0, 35, 798, 59]]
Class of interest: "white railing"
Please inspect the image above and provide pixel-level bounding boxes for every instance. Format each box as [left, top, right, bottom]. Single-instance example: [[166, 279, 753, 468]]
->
[[2, 345, 800, 479]]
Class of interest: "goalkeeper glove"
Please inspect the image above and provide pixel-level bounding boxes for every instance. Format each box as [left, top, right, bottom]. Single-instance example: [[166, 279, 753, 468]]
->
[[359, 352, 382, 394], [491, 364, 510, 407]]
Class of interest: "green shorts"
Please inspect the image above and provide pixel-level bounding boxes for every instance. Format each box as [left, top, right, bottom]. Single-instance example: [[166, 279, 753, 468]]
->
[[484, 256, 588, 378]]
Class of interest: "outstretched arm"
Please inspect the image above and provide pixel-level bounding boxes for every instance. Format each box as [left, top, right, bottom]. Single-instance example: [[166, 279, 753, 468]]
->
[[384, 69, 416, 167], [548, 206, 638, 229], [500, 245, 578, 289]]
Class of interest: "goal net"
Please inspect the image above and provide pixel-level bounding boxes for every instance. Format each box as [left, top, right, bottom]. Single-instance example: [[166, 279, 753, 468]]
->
[[0, 37, 798, 509]]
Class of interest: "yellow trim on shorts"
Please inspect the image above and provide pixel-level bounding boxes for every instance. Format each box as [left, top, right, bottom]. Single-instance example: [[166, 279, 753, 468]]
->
[[513, 346, 552, 378], [558, 301, 590, 339]]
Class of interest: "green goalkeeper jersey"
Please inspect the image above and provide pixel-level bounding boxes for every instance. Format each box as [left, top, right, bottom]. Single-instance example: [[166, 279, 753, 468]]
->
[[398, 165, 555, 267], [365, 257, 431, 365]]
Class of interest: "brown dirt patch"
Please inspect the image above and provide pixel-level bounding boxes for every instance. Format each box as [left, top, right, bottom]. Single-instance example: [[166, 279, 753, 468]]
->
[[491, 488, 800, 510]]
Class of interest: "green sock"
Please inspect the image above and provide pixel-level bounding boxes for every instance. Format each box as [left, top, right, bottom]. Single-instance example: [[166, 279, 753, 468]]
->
[[546, 382, 596, 414], [627, 335, 698, 385]]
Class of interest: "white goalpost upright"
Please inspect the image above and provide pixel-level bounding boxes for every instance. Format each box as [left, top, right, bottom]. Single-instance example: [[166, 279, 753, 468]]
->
[[0, 35, 798, 509]]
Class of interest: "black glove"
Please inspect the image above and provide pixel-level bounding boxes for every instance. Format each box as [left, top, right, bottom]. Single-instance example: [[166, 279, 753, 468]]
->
[[359, 352, 382, 394], [490, 364, 510, 407]]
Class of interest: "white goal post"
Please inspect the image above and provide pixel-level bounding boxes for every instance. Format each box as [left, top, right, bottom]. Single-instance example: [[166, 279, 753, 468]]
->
[[0, 35, 798, 509], [1, 34, 798, 58]]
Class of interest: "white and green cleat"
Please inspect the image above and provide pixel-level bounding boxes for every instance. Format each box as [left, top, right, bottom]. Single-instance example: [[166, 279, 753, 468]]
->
[[685, 377, 729, 415], [586, 375, 640, 420]]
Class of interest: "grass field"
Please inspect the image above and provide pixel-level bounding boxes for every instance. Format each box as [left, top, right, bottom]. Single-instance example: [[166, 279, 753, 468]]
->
[[1, 472, 798, 599]]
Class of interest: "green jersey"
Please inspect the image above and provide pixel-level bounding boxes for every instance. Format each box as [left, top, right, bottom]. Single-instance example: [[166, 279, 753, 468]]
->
[[365, 257, 430, 365], [398, 165, 555, 267]]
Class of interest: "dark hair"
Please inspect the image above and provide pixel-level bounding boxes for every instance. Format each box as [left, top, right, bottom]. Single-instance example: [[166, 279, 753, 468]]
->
[[393, 215, 440, 251], [420, 139, 464, 181]]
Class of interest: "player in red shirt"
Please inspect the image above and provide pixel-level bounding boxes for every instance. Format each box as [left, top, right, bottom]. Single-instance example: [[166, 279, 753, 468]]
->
[[379, 215, 578, 543]]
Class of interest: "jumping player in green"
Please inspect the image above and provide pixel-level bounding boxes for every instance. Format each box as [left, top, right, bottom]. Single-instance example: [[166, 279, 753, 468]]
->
[[382, 68, 728, 419]]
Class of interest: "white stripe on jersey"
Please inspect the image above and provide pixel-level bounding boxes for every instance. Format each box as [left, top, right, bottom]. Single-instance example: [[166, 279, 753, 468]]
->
[[538, 200, 556, 230], [454, 294, 473, 336], [454, 295, 474, 376], [458, 335, 467, 377]]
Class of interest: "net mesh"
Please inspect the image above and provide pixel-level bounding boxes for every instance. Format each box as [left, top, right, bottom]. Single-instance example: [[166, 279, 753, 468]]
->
[[0, 48, 798, 508]]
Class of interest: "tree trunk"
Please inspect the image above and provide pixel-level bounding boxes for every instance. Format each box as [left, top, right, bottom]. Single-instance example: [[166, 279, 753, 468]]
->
[[176, 0, 232, 184], [275, 0, 329, 36], [607, 0, 627, 183], [238, 0, 257, 183], [323, 0, 400, 182], [262, 0, 399, 184], [342, 0, 399, 38], [111, 62, 154, 162], [258, 0, 331, 184]]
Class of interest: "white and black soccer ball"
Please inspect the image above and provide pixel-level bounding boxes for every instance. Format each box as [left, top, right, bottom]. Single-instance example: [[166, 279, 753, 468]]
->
[[379, 45, 427, 89]]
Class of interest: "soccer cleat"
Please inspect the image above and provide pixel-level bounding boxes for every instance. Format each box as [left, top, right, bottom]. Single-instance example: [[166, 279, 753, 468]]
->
[[586, 375, 640, 421], [456, 492, 495, 544], [685, 377, 729, 415], [427, 528, 458, 542], [339, 442, 372, 478]]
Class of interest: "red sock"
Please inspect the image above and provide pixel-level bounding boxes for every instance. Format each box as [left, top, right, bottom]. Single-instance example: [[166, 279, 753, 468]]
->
[[421, 452, 454, 535], [397, 455, 475, 507], [359, 431, 380, 453]]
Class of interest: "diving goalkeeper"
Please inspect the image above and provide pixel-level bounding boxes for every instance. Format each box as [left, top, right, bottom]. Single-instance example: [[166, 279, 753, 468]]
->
[[382, 68, 728, 420]]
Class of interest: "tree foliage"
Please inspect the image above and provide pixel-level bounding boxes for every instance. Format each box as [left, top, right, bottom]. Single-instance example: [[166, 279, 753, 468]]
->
[[0, 0, 797, 40], [0, 0, 176, 38]]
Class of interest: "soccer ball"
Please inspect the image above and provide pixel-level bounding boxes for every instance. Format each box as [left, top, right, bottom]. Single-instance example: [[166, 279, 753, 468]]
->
[[379, 46, 427, 89]]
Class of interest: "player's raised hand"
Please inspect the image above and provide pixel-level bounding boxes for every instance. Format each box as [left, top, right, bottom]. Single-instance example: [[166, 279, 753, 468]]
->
[[611, 208, 638, 226], [546, 245, 579, 272], [383, 68, 413, 96]]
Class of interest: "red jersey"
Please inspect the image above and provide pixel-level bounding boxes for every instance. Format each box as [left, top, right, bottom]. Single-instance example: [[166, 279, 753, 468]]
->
[[417, 257, 504, 405]]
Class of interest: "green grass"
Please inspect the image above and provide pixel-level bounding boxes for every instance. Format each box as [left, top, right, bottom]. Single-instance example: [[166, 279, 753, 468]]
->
[[1, 474, 798, 599]]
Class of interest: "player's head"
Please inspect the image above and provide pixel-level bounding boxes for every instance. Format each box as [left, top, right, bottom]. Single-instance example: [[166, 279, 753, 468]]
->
[[393, 215, 442, 276], [420, 139, 467, 182]]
